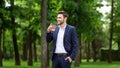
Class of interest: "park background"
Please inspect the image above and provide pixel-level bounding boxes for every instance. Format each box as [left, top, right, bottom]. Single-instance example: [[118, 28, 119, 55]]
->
[[0, 0, 120, 68]]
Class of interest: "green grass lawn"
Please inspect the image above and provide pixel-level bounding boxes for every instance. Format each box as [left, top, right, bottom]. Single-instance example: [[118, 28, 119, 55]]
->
[[79, 62, 120, 68], [1, 60, 120, 68], [2, 60, 40, 68]]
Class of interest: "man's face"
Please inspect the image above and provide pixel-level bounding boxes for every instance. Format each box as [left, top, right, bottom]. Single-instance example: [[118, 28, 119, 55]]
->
[[57, 14, 66, 25]]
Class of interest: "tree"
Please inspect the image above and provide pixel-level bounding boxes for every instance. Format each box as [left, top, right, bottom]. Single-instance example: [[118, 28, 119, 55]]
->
[[108, 0, 114, 63], [113, 0, 120, 61], [47, 0, 61, 66], [0, 0, 5, 66], [92, 38, 102, 62], [16, 0, 41, 62], [74, 0, 81, 66], [41, 0, 48, 68], [28, 27, 33, 66], [0, 27, 2, 67], [10, 0, 20, 65], [60, 0, 102, 66], [22, 34, 28, 61]]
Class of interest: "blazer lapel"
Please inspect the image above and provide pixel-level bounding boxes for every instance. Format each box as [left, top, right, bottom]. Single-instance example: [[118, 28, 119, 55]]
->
[[54, 25, 70, 42], [54, 26, 59, 41], [64, 25, 70, 40]]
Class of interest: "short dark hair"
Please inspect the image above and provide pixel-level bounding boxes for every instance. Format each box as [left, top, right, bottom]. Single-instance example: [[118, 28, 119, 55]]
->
[[57, 11, 68, 18]]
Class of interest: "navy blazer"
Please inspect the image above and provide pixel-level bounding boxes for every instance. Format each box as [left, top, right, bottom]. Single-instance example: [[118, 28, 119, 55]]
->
[[46, 24, 78, 60]]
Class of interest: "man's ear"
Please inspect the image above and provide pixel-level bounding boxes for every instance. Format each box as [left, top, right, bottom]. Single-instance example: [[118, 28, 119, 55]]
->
[[65, 17, 67, 20]]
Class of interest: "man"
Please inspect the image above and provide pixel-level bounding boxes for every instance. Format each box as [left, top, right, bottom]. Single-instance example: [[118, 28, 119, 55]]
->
[[46, 11, 78, 68]]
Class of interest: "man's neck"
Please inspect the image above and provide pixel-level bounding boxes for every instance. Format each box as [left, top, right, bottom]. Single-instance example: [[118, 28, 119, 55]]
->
[[60, 22, 66, 28]]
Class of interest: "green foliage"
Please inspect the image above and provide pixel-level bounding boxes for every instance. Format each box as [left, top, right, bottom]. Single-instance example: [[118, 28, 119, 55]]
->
[[60, 0, 103, 42], [0, 7, 11, 29], [113, 22, 120, 42], [1, 0, 42, 58], [109, 0, 120, 44], [47, 0, 61, 25], [1, 0, 119, 66]]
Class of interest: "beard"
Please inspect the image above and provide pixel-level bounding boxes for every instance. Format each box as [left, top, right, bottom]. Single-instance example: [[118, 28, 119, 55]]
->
[[58, 19, 65, 25], [58, 21, 64, 25]]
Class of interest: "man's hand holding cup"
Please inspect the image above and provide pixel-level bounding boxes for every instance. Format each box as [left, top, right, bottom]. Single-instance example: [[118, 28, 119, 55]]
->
[[47, 23, 56, 33]]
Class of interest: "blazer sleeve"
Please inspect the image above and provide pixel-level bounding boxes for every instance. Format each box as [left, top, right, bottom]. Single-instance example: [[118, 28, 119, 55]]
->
[[46, 32, 53, 42], [69, 27, 78, 60]]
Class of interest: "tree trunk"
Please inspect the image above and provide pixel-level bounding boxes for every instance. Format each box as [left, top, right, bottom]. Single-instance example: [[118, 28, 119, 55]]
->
[[86, 43, 90, 62], [0, 0, 4, 66], [10, 0, 20, 65], [47, 42, 52, 67], [12, 25, 21, 65], [32, 32, 37, 62], [28, 30, 33, 66], [118, 41, 120, 52], [47, 43, 50, 67], [41, 0, 48, 68], [74, 34, 81, 67], [0, 27, 2, 67], [2, 31, 6, 59], [74, 0, 81, 66], [92, 39, 97, 62], [33, 41, 37, 62], [108, 0, 114, 63], [22, 35, 28, 61], [118, 41, 120, 61]]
